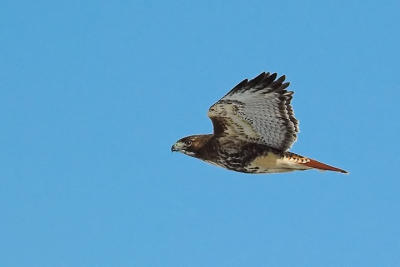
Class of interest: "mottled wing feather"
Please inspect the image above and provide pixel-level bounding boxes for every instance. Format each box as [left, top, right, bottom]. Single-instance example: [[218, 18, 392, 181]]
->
[[208, 72, 299, 151]]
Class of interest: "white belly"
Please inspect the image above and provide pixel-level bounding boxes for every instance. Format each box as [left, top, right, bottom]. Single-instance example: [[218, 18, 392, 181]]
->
[[246, 152, 311, 174]]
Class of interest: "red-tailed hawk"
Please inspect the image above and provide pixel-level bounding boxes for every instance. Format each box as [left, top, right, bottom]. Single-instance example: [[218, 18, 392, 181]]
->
[[171, 72, 347, 174]]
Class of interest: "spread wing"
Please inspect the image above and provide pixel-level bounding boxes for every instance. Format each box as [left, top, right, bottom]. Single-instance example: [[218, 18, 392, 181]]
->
[[208, 72, 299, 151]]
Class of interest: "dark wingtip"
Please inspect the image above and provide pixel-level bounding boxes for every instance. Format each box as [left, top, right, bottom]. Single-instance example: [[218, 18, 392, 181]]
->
[[281, 82, 290, 90], [248, 72, 266, 86], [225, 71, 290, 96], [276, 75, 286, 83]]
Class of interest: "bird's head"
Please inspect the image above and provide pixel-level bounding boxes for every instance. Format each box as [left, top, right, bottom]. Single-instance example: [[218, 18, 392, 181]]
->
[[171, 135, 212, 157]]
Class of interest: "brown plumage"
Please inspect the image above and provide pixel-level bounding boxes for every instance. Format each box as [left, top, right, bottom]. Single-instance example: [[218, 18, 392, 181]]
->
[[171, 72, 348, 174]]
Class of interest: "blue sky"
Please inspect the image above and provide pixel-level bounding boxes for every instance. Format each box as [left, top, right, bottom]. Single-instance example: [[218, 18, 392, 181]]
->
[[1, 0, 399, 266]]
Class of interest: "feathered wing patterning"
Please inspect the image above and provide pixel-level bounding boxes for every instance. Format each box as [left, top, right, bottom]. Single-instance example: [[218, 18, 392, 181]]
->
[[208, 72, 298, 151], [172, 72, 348, 174]]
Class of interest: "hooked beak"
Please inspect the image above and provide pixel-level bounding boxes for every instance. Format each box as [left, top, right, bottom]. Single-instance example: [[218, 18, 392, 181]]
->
[[171, 141, 195, 156], [171, 142, 182, 152], [171, 144, 178, 152]]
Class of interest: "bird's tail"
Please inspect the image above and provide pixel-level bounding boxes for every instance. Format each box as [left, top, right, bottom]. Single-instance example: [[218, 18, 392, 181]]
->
[[302, 158, 348, 174], [284, 152, 348, 174]]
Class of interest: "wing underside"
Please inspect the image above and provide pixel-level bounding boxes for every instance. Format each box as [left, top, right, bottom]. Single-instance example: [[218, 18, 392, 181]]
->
[[208, 72, 299, 151]]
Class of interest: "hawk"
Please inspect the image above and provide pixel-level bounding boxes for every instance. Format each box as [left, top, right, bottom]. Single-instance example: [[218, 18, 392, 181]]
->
[[171, 72, 347, 174]]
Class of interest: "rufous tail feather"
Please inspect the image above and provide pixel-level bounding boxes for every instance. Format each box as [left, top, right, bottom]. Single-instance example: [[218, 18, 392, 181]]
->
[[302, 158, 348, 174]]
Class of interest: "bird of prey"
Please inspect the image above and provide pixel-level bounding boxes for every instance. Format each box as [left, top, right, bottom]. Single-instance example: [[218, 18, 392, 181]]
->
[[171, 72, 347, 174]]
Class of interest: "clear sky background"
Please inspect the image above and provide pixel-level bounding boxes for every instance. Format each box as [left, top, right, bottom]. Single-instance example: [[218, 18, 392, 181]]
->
[[1, 0, 399, 266]]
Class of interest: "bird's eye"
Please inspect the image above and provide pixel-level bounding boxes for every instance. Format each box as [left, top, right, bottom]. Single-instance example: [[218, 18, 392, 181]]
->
[[185, 140, 192, 146]]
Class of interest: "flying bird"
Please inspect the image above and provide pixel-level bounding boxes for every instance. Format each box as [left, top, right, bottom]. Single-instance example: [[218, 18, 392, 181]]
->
[[171, 72, 347, 174]]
